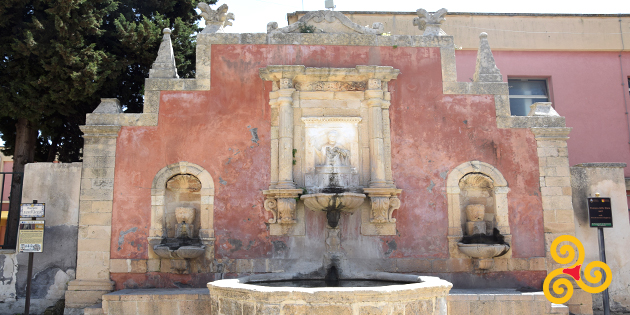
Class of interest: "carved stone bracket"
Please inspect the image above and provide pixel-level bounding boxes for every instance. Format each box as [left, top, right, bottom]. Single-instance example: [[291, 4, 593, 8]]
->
[[263, 189, 303, 224], [363, 188, 402, 224]]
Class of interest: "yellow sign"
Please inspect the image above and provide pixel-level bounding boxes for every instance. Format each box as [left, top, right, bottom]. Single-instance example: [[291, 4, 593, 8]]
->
[[17, 220, 44, 253], [543, 235, 611, 304]]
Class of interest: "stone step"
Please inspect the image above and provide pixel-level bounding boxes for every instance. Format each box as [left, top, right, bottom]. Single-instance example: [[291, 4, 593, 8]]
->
[[83, 303, 104, 315], [447, 289, 571, 315], [93, 287, 578, 315]]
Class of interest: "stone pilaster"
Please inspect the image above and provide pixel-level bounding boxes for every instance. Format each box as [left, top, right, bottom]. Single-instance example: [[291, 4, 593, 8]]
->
[[532, 127, 575, 240], [276, 78, 297, 189], [65, 125, 119, 308], [365, 79, 387, 188]]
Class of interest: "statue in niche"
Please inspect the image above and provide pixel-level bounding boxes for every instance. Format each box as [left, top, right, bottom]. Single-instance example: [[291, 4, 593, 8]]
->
[[317, 131, 350, 166]]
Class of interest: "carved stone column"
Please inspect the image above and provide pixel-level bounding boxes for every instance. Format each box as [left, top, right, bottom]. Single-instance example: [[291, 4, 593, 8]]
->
[[261, 75, 302, 234], [277, 78, 297, 189], [363, 79, 402, 234], [365, 79, 387, 188]]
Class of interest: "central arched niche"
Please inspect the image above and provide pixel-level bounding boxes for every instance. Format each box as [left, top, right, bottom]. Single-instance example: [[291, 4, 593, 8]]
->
[[259, 65, 403, 236]]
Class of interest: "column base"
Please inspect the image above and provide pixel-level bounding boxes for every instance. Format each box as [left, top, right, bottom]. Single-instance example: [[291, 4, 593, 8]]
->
[[65, 279, 115, 308]]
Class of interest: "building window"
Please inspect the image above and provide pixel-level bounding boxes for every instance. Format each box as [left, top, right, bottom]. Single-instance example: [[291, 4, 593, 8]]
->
[[508, 79, 549, 116]]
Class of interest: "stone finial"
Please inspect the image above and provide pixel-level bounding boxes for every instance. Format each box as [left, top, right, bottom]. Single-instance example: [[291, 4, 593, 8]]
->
[[267, 22, 279, 33], [148, 28, 179, 79], [371, 22, 385, 34], [92, 98, 122, 114], [473, 32, 502, 82], [198, 3, 235, 34], [528, 102, 559, 117], [413, 8, 448, 36]]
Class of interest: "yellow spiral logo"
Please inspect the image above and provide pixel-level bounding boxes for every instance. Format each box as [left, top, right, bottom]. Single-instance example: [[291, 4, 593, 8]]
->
[[543, 235, 612, 304]]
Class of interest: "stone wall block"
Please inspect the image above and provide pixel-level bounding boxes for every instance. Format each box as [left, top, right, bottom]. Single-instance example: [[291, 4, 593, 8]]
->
[[76, 251, 111, 280], [83, 144, 117, 157], [79, 212, 113, 226], [79, 225, 111, 240], [80, 188, 114, 201], [544, 176, 571, 187], [82, 156, 117, 169], [109, 259, 128, 273], [83, 168, 116, 179]]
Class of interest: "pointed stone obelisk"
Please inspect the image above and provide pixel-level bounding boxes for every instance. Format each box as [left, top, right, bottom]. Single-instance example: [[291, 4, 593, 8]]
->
[[473, 32, 502, 82], [149, 28, 179, 78]]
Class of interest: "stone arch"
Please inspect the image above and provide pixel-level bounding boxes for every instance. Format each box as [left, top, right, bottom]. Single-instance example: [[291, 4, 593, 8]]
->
[[446, 161, 511, 258], [148, 161, 215, 259]]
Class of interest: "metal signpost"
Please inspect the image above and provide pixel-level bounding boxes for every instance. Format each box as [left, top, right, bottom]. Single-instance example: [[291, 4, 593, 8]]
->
[[588, 193, 612, 315], [18, 200, 45, 315]]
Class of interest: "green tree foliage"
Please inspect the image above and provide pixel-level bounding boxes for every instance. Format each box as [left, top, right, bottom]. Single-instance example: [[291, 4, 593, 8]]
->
[[0, 0, 215, 248], [0, 0, 214, 162]]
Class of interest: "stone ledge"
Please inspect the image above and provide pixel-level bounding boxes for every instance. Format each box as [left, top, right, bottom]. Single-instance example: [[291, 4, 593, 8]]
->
[[573, 163, 627, 169], [442, 82, 508, 95], [85, 113, 158, 127], [199, 32, 455, 48], [509, 116, 566, 128], [102, 288, 209, 301]]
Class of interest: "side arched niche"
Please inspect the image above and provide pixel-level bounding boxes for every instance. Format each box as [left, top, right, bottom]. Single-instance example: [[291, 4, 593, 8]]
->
[[446, 161, 511, 258], [148, 162, 215, 261]]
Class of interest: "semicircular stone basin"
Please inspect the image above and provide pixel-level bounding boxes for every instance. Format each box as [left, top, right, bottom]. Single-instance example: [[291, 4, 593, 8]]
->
[[457, 243, 510, 259], [208, 272, 452, 315], [300, 192, 365, 212]]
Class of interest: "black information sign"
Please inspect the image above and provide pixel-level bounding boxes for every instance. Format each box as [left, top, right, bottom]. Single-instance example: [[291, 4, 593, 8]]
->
[[588, 197, 613, 228]]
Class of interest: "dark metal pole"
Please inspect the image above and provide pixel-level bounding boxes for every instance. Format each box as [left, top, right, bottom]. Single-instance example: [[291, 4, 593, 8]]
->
[[23, 200, 37, 315], [598, 227, 611, 315], [24, 252, 33, 315]]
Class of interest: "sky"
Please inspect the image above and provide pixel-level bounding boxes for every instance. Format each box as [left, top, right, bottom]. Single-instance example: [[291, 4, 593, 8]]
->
[[213, 0, 630, 34]]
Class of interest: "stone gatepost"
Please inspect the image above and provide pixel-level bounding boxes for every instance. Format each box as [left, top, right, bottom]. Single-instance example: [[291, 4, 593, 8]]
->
[[65, 123, 119, 308], [571, 163, 630, 314]]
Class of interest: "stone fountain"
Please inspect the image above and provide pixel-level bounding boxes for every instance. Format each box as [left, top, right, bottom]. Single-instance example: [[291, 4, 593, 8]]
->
[[207, 16, 453, 311], [153, 206, 205, 272]]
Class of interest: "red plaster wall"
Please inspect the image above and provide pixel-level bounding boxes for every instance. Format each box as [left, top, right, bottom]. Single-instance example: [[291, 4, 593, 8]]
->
[[111, 45, 544, 283], [455, 50, 630, 177]]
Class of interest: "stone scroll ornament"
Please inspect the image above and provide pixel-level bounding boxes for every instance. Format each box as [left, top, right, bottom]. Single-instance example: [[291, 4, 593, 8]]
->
[[413, 8, 448, 36], [198, 3, 235, 34], [264, 196, 297, 224], [370, 196, 401, 223], [543, 235, 612, 304]]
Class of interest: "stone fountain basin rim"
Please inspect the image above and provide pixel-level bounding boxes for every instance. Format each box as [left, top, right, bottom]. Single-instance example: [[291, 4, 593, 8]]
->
[[153, 244, 206, 259], [300, 192, 366, 199], [208, 272, 452, 293], [456, 243, 510, 259], [300, 192, 366, 212]]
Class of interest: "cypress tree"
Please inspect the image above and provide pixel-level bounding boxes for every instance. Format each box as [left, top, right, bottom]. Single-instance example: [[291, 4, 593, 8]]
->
[[0, 0, 215, 248]]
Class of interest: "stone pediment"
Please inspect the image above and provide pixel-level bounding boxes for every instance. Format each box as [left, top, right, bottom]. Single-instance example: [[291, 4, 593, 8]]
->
[[267, 10, 384, 35]]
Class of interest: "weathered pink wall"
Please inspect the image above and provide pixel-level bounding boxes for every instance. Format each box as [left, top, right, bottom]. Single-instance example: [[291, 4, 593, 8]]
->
[[456, 50, 630, 177], [110, 45, 545, 286]]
